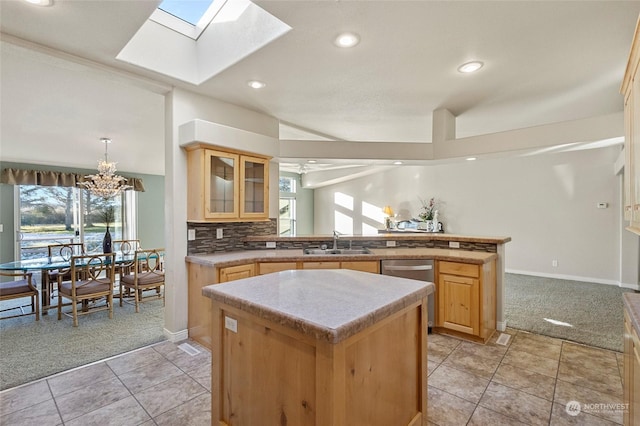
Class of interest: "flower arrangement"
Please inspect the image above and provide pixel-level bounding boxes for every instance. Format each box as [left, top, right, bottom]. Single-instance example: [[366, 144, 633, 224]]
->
[[418, 197, 438, 221]]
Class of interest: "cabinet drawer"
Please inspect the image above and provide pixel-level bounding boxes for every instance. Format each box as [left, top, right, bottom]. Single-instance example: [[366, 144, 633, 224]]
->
[[302, 262, 340, 269], [258, 262, 297, 275], [438, 261, 480, 278]]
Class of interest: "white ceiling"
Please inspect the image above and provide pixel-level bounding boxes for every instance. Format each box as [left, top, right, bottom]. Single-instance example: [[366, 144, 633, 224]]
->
[[1, 0, 639, 176]]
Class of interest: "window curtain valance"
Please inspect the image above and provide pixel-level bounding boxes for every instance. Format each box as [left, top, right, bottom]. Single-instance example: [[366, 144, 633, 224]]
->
[[1, 168, 145, 192]]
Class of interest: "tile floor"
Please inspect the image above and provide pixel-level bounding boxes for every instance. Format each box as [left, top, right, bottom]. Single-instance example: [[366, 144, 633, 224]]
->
[[0, 329, 625, 425]]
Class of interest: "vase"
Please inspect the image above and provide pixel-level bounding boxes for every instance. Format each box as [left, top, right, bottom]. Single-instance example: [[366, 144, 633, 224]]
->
[[102, 226, 112, 254]]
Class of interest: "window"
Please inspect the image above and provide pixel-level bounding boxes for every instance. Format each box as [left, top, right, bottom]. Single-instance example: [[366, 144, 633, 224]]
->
[[279, 176, 297, 236], [17, 185, 135, 260], [150, 0, 249, 40]]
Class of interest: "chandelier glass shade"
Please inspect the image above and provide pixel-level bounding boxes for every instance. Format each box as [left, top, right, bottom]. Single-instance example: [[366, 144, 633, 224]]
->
[[79, 138, 132, 199]]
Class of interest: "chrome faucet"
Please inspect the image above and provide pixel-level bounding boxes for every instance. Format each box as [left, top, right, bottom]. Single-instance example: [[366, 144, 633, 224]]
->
[[332, 230, 341, 250]]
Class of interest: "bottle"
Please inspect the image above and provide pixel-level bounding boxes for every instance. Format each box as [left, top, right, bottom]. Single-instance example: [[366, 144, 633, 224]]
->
[[432, 210, 439, 233]]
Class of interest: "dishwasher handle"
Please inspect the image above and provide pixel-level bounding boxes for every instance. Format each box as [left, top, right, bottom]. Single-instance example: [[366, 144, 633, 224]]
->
[[383, 264, 433, 272]]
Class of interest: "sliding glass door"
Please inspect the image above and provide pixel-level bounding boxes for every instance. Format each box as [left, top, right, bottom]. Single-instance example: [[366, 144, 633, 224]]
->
[[17, 185, 130, 259]]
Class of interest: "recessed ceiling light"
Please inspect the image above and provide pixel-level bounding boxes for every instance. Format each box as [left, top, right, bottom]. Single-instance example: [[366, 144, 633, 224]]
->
[[24, 0, 53, 5], [334, 32, 360, 48], [457, 61, 484, 73], [466, 157, 477, 161], [307, 160, 317, 164], [393, 161, 403, 165], [247, 80, 266, 89]]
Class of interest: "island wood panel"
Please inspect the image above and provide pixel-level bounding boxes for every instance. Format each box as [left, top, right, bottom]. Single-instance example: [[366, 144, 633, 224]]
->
[[187, 261, 218, 349], [211, 300, 428, 426], [624, 307, 640, 425]]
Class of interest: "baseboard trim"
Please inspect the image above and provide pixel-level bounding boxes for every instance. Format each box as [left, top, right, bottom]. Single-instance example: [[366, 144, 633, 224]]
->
[[620, 282, 640, 291], [506, 269, 620, 286], [164, 328, 189, 342], [497, 321, 507, 332]]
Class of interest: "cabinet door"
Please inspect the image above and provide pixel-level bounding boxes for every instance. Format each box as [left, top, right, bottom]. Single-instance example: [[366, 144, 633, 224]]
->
[[438, 273, 479, 336], [625, 89, 634, 222], [633, 66, 640, 229], [240, 155, 269, 219], [625, 311, 634, 425], [205, 149, 240, 220], [219, 264, 255, 283]]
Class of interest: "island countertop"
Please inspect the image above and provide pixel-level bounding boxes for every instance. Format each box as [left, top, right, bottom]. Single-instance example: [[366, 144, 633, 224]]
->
[[203, 268, 435, 343]]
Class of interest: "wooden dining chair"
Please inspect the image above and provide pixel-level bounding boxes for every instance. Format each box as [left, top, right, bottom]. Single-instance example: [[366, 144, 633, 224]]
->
[[119, 248, 164, 313], [57, 253, 115, 327], [0, 271, 39, 321], [45, 243, 85, 310], [112, 239, 141, 255]]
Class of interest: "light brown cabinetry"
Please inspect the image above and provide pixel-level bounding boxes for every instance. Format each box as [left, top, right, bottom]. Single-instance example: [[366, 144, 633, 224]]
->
[[622, 16, 640, 234], [186, 144, 270, 222], [341, 260, 380, 274], [301, 261, 341, 269], [187, 261, 219, 349], [258, 262, 297, 275], [624, 308, 640, 425], [435, 260, 496, 343], [218, 263, 255, 283], [188, 262, 255, 349]]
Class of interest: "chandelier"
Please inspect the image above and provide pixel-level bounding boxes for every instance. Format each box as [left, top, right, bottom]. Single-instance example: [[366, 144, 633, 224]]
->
[[78, 138, 132, 199]]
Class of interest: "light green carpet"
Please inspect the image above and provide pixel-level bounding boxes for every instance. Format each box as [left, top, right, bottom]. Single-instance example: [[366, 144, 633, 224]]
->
[[0, 297, 165, 390], [505, 273, 631, 353]]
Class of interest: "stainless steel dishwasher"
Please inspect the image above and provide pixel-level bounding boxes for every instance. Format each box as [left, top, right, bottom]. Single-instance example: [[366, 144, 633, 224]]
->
[[381, 259, 435, 330]]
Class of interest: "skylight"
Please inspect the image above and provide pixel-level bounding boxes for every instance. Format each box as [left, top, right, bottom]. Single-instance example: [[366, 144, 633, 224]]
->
[[158, 0, 215, 26], [150, 0, 235, 40]]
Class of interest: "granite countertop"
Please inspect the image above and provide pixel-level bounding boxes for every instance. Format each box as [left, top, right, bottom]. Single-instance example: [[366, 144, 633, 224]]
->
[[186, 248, 497, 268], [203, 269, 434, 344], [624, 293, 640, 334], [245, 233, 512, 244]]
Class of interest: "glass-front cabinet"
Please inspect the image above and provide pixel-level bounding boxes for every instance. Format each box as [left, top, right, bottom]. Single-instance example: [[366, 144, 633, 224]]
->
[[205, 150, 239, 219], [186, 144, 270, 222], [240, 155, 269, 219]]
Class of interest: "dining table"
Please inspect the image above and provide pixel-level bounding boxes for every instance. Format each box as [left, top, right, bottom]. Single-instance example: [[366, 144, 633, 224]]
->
[[0, 252, 139, 314]]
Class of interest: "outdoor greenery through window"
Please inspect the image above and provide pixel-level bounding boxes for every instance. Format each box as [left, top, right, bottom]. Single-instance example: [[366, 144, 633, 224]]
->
[[18, 185, 130, 260], [279, 176, 297, 236]]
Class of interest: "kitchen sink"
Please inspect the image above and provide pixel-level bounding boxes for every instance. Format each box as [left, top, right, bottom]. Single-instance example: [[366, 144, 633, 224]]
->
[[303, 248, 372, 255]]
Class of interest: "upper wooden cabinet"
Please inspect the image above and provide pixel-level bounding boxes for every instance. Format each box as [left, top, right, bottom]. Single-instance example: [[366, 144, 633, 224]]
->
[[186, 145, 270, 222], [622, 15, 640, 235]]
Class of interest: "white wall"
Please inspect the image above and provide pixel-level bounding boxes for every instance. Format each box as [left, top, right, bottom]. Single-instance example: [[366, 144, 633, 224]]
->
[[314, 146, 624, 284], [163, 87, 279, 340]]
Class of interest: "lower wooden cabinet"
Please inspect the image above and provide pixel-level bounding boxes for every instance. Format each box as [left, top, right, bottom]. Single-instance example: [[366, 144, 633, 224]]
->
[[624, 308, 640, 425], [219, 263, 255, 282], [187, 261, 219, 349], [341, 261, 380, 274], [301, 261, 341, 269], [258, 262, 297, 275], [435, 260, 496, 343]]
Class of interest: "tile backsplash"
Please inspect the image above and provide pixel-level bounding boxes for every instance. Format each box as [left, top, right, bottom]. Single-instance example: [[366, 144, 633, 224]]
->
[[187, 220, 277, 255]]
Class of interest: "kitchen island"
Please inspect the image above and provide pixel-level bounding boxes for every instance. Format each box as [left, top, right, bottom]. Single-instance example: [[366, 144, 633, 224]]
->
[[203, 269, 434, 426]]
